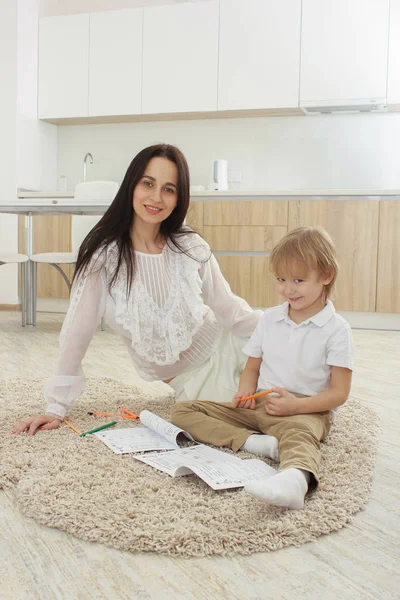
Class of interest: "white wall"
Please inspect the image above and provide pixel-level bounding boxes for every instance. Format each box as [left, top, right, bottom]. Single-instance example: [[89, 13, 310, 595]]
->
[[0, 0, 57, 305], [0, 0, 18, 304], [57, 112, 400, 191], [17, 0, 58, 192]]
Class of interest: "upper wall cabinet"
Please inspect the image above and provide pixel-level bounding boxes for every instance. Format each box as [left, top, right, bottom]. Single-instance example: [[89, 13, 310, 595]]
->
[[300, 0, 390, 107], [141, 1, 219, 114], [218, 0, 301, 111], [89, 9, 143, 117], [38, 14, 89, 119], [37, 0, 400, 122], [388, 0, 400, 105]]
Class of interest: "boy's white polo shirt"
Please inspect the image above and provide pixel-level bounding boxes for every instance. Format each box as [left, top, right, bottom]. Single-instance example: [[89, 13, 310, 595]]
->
[[242, 300, 353, 397]]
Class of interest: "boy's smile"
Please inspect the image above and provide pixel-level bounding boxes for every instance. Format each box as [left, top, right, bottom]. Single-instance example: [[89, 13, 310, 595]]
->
[[275, 266, 334, 323]]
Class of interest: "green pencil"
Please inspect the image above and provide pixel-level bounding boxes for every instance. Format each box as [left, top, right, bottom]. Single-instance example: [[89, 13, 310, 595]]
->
[[79, 421, 117, 437]]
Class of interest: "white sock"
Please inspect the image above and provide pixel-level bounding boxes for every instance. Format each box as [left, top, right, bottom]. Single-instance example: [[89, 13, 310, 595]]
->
[[244, 468, 310, 510], [241, 434, 280, 462]]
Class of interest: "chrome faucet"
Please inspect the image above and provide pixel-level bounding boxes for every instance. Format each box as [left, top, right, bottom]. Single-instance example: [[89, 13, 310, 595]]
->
[[83, 152, 93, 182]]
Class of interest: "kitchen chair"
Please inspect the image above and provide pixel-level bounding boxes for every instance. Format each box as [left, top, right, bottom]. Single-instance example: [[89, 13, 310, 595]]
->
[[0, 253, 29, 326], [30, 181, 119, 327]]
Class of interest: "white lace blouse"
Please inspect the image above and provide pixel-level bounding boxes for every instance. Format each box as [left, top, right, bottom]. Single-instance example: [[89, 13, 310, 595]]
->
[[45, 233, 260, 419]]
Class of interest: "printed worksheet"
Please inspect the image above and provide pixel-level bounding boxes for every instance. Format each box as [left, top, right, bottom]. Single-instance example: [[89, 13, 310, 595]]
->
[[94, 410, 194, 454], [139, 410, 194, 444], [133, 444, 277, 490]]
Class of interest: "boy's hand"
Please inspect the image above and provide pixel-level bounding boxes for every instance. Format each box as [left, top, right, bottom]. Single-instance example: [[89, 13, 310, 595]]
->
[[264, 388, 299, 416], [232, 393, 256, 410]]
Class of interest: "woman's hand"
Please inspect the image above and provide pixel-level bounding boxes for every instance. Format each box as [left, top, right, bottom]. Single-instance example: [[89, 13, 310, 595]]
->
[[232, 393, 256, 410], [264, 388, 299, 417], [12, 414, 62, 436]]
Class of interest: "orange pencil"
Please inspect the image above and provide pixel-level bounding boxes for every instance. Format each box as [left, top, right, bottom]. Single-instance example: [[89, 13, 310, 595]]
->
[[119, 406, 139, 419], [63, 419, 81, 434], [88, 412, 137, 419], [238, 389, 274, 403], [116, 415, 137, 419]]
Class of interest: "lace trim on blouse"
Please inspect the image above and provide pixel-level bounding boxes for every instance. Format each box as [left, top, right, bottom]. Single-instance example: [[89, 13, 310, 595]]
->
[[112, 237, 209, 366], [61, 236, 212, 367]]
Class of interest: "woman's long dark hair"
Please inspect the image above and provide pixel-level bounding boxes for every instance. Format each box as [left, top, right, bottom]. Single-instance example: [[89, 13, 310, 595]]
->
[[73, 143, 195, 294]]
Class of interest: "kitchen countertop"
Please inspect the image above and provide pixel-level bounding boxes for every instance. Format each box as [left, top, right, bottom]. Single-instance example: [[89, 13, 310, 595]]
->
[[0, 204, 111, 216], [17, 189, 400, 198]]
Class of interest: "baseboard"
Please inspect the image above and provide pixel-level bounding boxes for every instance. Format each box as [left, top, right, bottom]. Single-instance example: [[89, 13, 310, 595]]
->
[[0, 304, 21, 312], [338, 311, 400, 331], [2, 301, 400, 331], [252, 308, 400, 331]]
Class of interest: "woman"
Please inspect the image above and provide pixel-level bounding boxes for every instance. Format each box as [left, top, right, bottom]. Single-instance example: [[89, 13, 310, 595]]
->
[[13, 144, 261, 435]]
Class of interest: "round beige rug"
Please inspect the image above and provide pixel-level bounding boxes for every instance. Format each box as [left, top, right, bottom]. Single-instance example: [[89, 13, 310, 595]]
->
[[0, 377, 378, 557]]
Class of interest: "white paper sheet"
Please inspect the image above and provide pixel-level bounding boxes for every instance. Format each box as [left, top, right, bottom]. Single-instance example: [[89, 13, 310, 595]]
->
[[133, 444, 277, 490], [94, 427, 178, 454], [139, 410, 194, 444], [94, 410, 194, 454]]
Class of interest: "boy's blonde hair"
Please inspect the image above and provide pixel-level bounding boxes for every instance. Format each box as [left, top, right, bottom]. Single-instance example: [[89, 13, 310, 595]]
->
[[270, 226, 338, 300]]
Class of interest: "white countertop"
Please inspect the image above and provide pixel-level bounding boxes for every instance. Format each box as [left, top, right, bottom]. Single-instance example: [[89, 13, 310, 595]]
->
[[188, 189, 400, 196], [18, 191, 76, 198], [17, 189, 400, 199]]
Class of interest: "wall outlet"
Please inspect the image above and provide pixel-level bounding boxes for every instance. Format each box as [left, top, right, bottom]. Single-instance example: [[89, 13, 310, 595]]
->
[[228, 170, 242, 183]]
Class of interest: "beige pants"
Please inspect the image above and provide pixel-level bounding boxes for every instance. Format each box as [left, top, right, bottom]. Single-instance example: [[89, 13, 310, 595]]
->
[[170, 398, 331, 487]]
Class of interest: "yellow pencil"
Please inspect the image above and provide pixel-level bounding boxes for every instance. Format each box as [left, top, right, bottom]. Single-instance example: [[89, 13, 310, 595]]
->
[[238, 389, 274, 403], [63, 419, 81, 435]]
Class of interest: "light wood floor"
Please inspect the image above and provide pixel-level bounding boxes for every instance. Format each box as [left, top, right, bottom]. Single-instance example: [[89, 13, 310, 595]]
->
[[0, 312, 399, 600]]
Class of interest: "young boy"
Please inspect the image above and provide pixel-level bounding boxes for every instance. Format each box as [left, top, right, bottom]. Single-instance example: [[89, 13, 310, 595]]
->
[[171, 227, 353, 509]]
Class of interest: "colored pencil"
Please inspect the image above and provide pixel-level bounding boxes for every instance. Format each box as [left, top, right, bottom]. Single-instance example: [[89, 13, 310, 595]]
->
[[238, 389, 274, 403], [87, 412, 137, 419], [119, 406, 139, 419], [63, 419, 81, 435], [79, 421, 117, 437]]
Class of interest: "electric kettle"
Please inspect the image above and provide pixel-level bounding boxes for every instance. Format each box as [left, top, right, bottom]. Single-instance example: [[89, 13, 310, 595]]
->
[[212, 160, 228, 191]]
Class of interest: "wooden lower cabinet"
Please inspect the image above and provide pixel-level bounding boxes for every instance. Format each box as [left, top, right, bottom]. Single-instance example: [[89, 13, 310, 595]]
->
[[216, 256, 280, 307], [186, 201, 203, 235], [18, 215, 73, 299], [198, 200, 288, 308], [376, 201, 400, 313], [203, 200, 288, 226], [288, 200, 379, 312], [203, 225, 287, 252]]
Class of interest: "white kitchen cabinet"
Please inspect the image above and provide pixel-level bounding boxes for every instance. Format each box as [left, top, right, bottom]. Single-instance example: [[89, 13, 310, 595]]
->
[[142, 1, 219, 114], [218, 0, 301, 111], [300, 0, 390, 106], [38, 14, 89, 119], [89, 9, 143, 117], [388, 0, 400, 104]]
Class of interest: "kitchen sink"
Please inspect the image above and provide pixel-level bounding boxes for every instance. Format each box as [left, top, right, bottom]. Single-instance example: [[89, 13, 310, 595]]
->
[[74, 180, 120, 202]]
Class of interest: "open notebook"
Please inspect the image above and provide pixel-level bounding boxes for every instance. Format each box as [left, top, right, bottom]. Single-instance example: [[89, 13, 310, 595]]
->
[[94, 410, 276, 490]]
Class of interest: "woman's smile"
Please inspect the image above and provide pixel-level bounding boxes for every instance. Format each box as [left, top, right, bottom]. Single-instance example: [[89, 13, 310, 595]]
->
[[132, 157, 178, 227], [144, 204, 162, 214]]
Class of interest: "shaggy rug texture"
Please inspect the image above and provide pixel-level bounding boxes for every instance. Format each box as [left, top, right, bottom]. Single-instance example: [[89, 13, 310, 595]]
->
[[0, 377, 379, 557]]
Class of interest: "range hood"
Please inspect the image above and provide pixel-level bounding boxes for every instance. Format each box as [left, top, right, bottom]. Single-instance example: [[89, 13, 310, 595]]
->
[[301, 98, 387, 115]]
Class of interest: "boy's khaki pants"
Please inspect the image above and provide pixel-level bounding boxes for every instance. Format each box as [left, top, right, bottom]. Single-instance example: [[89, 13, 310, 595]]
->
[[171, 399, 331, 486]]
